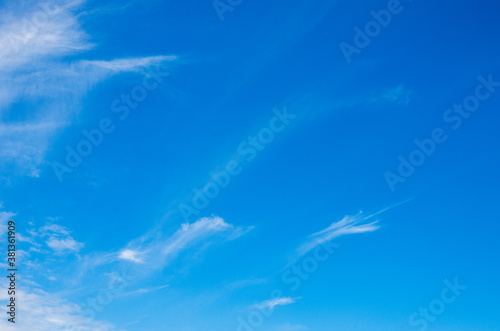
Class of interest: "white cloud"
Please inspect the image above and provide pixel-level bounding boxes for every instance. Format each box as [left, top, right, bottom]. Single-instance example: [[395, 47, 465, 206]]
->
[[0, 210, 115, 330], [20, 278, 41, 288], [18, 232, 41, 246], [40, 224, 70, 236], [0, 0, 91, 72], [255, 297, 300, 310], [294, 213, 380, 260], [118, 249, 144, 264], [0, 286, 115, 331], [80, 56, 176, 74], [0, 121, 67, 177], [118, 284, 169, 297], [0, 213, 252, 330], [119, 216, 253, 269], [162, 216, 241, 256], [0, 0, 177, 177], [46, 236, 84, 252], [29, 246, 42, 253], [17, 221, 84, 254]]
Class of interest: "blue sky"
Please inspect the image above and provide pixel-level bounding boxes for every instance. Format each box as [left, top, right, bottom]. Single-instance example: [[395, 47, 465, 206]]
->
[[0, 0, 499, 330]]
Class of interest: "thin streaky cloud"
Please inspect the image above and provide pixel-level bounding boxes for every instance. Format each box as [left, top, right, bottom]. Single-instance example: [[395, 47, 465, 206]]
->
[[0, 0, 178, 177], [291, 200, 413, 263], [255, 297, 301, 310], [0, 287, 115, 331], [117, 285, 169, 297], [362, 197, 415, 221], [292, 213, 379, 262], [117, 216, 253, 270]]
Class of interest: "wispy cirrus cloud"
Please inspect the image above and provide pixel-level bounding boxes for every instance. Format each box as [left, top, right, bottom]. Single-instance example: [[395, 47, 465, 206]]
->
[[10, 220, 85, 254], [0, 0, 91, 72], [117, 284, 169, 297], [255, 297, 301, 310], [293, 213, 380, 261], [291, 200, 413, 262], [370, 85, 412, 105], [0, 0, 177, 178], [0, 214, 252, 330], [118, 216, 253, 269], [0, 287, 116, 331], [0, 209, 116, 330]]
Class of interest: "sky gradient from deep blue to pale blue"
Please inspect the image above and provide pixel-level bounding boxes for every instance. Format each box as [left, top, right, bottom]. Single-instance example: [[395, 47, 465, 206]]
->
[[0, 0, 499, 330]]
